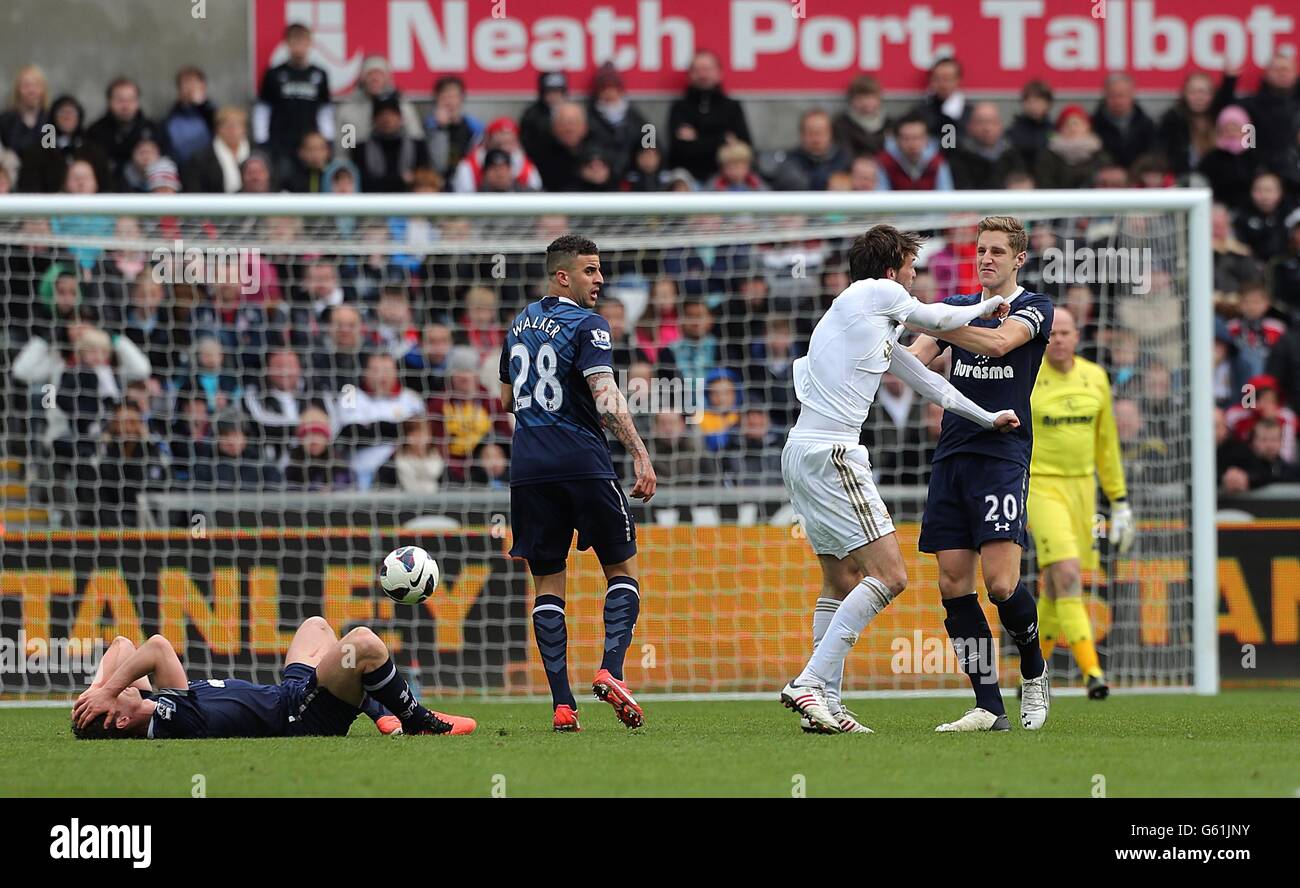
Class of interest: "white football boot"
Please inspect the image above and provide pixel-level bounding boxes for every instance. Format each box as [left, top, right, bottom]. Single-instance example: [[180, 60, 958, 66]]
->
[[935, 708, 1012, 732], [801, 705, 874, 734], [781, 681, 840, 733], [1019, 666, 1051, 730]]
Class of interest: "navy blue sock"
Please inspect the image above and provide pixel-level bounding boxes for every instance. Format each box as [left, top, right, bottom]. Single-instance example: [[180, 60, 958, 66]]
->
[[600, 576, 641, 680], [996, 581, 1047, 680], [360, 694, 388, 722], [532, 594, 576, 709], [942, 594, 1005, 717], [361, 657, 430, 728]]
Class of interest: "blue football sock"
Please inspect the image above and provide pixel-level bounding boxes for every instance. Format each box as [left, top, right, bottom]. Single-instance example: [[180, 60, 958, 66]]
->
[[361, 658, 429, 728], [943, 593, 1005, 717], [532, 594, 576, 709], [360, 694, 388, 722], [996, 581, 1047, 680], [600, 576, 640, 681]]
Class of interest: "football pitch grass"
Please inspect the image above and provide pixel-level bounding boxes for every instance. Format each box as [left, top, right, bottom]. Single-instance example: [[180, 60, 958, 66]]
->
[[2, 690, 1296, 797]]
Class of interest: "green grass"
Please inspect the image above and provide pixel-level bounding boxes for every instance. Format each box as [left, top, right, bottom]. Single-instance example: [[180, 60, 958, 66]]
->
[[2, 691, 1296, 797]]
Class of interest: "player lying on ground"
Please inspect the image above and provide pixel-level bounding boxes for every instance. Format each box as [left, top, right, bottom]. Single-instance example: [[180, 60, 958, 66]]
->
[[908, 215, 1055, 732], [71, 617, 476, 739], [779, 224, 1020, 734], [1028, 306, 1135, 700], [500, 234, 655, 733]]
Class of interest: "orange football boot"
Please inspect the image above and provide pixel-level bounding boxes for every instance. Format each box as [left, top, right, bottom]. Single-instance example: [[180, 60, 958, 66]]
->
[[552, 704, 581, 732], [592, 669, 644, 728]]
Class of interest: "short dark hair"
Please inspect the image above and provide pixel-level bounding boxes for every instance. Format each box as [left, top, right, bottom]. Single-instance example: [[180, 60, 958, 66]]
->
[[285, 22, 311, 40], [71, 715, 130, 740], [545, 234, 598, 277], [176, 66, 206, 88], [105, 77, 139, 101], [848, 225, 925, 281], [435, 75, 465, 95], [894, 111, 929, 134]]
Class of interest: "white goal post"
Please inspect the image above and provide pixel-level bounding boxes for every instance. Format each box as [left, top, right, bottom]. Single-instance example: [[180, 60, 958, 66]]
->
[[0, 189, 1217, 698]]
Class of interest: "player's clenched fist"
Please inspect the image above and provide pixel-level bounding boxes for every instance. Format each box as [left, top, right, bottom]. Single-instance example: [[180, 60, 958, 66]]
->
[[992, 410, 1020, 432], [631, 455, 657, 502], [978, 295, 1008, 319]]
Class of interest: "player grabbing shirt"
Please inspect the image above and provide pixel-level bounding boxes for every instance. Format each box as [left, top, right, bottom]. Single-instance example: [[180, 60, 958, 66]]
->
[[71, 619, 475, 740], [778, 225, 1020, 734], [499, 234, 656, 733], [1029, 306, 1135, 700], [909, 215, 1055, 733]]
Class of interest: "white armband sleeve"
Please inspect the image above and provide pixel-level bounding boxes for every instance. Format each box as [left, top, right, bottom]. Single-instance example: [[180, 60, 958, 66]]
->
[[888, 345, 999, 429], [904, 296, 1001, 333]]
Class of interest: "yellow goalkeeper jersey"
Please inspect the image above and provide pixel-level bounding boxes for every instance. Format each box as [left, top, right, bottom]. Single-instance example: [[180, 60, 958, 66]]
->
[[1030, 355, 1127, 501]]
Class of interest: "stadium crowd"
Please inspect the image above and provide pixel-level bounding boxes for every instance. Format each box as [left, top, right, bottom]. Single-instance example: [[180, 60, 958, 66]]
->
[[2, 21, 1300, 526]]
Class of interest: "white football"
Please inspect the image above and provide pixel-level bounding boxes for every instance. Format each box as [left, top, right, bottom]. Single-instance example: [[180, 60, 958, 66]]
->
[[379, 546, 440, 605]]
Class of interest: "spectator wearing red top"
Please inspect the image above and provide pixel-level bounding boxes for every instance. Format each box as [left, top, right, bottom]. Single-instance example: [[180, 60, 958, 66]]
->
[[876, 112, 954, 191], [1226, 282, 1288, 387], [454, 286, 504, 368], [1221, 417, 1300, 491], [707, 141, 766, 191], [1035, 104, 1110, 189], [1225, 374, 1298, 463], [428, 346, 513, 484], [451, 117, 541, 193]]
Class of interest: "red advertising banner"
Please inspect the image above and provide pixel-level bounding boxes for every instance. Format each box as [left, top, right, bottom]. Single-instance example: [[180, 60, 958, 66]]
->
[[253, 0, 1297, 97]]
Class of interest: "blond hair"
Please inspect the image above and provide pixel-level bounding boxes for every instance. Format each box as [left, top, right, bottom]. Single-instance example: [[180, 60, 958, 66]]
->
[[977, 215, 1028, 254], [10, 64, 48, 111]]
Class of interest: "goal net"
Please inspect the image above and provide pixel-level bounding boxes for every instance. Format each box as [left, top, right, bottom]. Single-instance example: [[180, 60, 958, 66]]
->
[[0, 191, 1216, 700]]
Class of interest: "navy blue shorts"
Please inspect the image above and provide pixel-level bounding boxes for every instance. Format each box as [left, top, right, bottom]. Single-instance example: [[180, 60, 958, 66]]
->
[[919, 454, 1029, 553], [509, 478, 637, 575], [279, 662, 360, 737]]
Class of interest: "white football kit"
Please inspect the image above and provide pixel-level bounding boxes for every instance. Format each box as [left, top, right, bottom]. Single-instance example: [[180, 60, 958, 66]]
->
[[782, 278, 918, 558]]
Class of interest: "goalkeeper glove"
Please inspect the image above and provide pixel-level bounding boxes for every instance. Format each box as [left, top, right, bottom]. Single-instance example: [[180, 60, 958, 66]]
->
[[1109, 501, 1136, 554]]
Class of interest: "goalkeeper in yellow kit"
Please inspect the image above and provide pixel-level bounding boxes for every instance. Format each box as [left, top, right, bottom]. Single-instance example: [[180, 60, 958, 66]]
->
[[1028, 308, 1135, 699]]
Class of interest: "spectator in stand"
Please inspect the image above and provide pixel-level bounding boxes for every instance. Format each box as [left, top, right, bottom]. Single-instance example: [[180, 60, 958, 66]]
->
[[1198, 105, 1256, 210], [85, 77, 166, 190], [422, 75, 483, 180], [1091, 73, 1158, 170], [244, 348, 322, 462], [745, 316, 798, 431], [930, 224, 980, 295], [167, 395, 215, 487], [1215, 406, 1251, 478], [1063, 283, 1101, 362], [477, 148, 526, 192], [119, 271, 183, 380], [698, 371, 741, 454], [162, 66, 215, 167], [336, 55, 422, 146], [283, 131, 332, 193], [428, 346, 513, 484], [950, 101, 1025, 189], [667, 50, 752, 184], [335, 351, 426, 489], [1158, 71, 1231, 178], [1270, 211, 1300, 320], [204, 415, 283, 491], [721, 404, 782, 486], [770, 108, 851, 191], [833, 74, 887, 159], [469, 440, 510, 489], [1226, 373, 1298, 463], [1, 64, 49, 158], [877, 112, 954, 191], [670, 298, 719, 382], [1008, 79, 1055, 170], [1131, 152, 1175, 188], [53, 161, 115, 272], [405, 322, 453, 395], [1234, 171, 1295, 262], [1221, 417, 1300, 491], [310, 303, 368, 396], [532, 101, 616, 192], [707, 140, 766, 191], [239, 150, 276, 193], [371, 284, 421, 363], [373, 417, 445, 494], [354, 95, 431, 193], [586, 63, 649, 182], [54, 325, 151, 466], [1093, 160, 1130, 188], [621, 144, 674, 191], [179, 336, 242, 416], [1225, 52, 1299, 170], [255, 22, 333, 176], [451, 117, 541, 193], [848, 154, 886, 191], [454, 286, 504, 370], [648, 411, 700, 486], [519, 71, 569, 163], [1211, 202, 1264, 301], [1035, 104, 1110, 189], [17, 95, 111, 193], [91, 402, 169, 526], [910, 57, 970, 141], [284, 405, 351, 491], [1267, 296, 1300, 400], [182, 106, 251, 194], [119, 136, 162, 193]]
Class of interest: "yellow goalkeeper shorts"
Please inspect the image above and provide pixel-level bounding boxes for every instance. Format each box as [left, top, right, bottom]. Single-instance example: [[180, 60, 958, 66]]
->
[[1027, 475, 1099, 569]]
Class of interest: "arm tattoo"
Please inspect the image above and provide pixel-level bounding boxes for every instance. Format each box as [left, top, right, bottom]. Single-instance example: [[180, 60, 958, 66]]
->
[[586, 371, 648, 458]]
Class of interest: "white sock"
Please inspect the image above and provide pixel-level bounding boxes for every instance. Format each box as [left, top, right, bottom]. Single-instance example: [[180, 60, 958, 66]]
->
[[812, 597, 843, 710], [797, 578, 894, 688]]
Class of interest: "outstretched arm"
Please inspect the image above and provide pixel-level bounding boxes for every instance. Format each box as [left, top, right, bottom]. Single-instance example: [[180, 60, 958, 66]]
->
[[930, 318, 1034, 358], [889, 346, 1019, 432], [905, 296, 1007, 334], [586, 370, 657, 502]]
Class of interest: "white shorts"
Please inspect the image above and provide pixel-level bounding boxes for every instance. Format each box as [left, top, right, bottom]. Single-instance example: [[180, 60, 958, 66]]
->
[[782, 437, 896, 559]]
